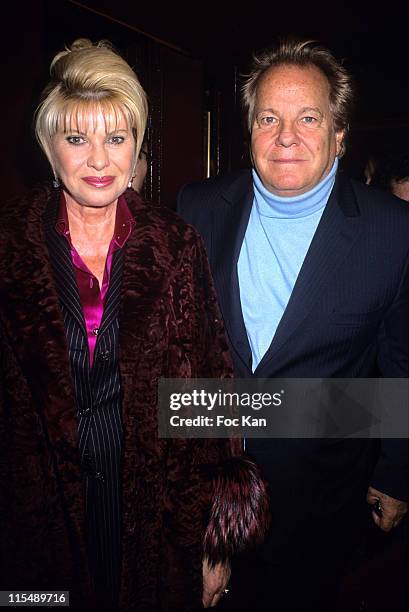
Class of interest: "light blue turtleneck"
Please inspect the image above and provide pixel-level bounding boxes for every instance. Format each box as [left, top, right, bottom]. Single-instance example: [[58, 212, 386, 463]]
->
[[238, 158, 338, 372]]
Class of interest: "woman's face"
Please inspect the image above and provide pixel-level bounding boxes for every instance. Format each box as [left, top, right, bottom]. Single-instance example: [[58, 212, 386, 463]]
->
[[51, 109, 136, 209]]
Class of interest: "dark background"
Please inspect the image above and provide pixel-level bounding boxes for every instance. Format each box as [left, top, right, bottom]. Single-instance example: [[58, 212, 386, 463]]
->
[[2, 0, 409, 206]]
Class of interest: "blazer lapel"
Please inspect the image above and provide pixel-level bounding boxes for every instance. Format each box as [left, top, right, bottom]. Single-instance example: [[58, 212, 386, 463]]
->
[[211, 172, 254, 372], [256, 173, 363, 372], [99, 249, 123, 337], [43, 197, 86, 334]]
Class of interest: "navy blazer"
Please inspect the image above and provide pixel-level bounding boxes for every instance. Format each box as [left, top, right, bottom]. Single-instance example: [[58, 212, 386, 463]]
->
[[177, 169, 409, 507]]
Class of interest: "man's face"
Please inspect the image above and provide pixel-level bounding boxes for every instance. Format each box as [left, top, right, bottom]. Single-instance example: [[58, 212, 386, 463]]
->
[[391, 179, 409, 202], [250, 64, 344, 197]]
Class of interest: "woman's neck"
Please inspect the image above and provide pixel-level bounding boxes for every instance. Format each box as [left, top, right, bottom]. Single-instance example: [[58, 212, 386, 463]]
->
[[64, 192, 117, 247]]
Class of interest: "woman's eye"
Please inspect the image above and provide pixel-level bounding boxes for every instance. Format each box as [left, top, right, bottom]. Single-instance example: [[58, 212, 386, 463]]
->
[[107, 136, 125, 145], [66, 135, 85, 145]]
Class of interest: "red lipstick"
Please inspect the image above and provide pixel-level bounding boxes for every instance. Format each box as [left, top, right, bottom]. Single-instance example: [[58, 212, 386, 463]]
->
[[82, 176, 115, 187]]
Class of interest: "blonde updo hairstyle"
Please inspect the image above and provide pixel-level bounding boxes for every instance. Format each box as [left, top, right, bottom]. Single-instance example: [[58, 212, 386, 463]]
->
[[35, 38, 148, 176]]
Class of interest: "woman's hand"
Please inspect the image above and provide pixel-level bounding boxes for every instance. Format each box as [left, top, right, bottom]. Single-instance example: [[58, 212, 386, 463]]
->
[[202, 556, 231, 608]]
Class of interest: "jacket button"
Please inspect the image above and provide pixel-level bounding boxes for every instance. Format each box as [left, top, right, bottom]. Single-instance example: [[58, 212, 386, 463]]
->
[[95, 471, 105, 482], [78, 407, 91, 417], [98, 350, 110, 361]]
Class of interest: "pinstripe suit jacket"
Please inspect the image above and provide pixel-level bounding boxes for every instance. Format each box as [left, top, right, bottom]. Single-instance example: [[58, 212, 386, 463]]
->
[[178, 169, 409, 546], [43, 199, 125, 608], [0, 186, 268, 611]]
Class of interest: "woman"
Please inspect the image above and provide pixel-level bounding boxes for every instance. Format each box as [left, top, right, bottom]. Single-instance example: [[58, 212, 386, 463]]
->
[[0, 40, 268, 611]]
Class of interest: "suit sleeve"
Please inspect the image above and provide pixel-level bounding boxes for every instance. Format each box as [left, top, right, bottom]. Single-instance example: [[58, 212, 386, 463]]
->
[[371, 250, 409, 501], [176, 183, 206, 237]]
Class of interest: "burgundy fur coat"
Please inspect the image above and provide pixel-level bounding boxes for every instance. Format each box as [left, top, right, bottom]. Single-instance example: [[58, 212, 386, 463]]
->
[[0, 187, 268, 611]]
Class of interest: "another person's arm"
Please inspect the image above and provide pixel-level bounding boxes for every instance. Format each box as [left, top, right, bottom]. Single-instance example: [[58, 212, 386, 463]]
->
[[368, 252, 409, 530]]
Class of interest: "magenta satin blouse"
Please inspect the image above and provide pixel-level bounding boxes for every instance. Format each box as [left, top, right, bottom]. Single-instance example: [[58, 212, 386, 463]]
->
[[56, 193, 135, 366]]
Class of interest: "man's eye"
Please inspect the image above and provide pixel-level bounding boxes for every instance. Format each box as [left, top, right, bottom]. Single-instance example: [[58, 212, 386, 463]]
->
[[258, 115, 277, 128], [107, 136, 125, 145], [66, 135, 85, 145], [301, 116, 318, 125]]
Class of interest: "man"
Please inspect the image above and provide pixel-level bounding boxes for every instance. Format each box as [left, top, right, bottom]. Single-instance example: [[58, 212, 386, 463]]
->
[[177, 40, 408, 611], [372, 152, 409, 202]]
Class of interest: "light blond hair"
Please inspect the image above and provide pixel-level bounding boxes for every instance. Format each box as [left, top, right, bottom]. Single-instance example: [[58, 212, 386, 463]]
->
[[35, 38, 148, 174], [242, 39, 354, 156]]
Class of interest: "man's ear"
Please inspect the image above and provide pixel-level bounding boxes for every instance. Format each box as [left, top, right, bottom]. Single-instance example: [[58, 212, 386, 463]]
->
[[335, 130, 345, 157], [249, 140, 255, 167]]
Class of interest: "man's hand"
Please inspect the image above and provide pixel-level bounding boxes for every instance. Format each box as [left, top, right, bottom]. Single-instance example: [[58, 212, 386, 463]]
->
[[202, 556, 231, 608], [367, 485, 408, 532]]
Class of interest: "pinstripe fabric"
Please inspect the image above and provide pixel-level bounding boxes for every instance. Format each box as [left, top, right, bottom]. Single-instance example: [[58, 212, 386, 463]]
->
[[44, 195, 124, 609]]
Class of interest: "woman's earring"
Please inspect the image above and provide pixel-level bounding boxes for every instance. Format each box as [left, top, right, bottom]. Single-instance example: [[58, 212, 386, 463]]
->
[[52, 176, 60, 189], [128, 169, 136, 189]]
